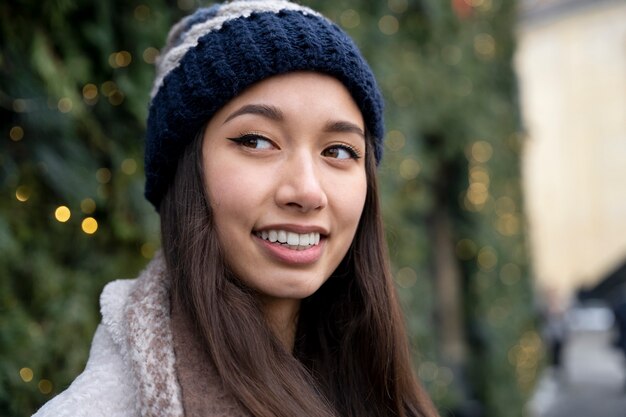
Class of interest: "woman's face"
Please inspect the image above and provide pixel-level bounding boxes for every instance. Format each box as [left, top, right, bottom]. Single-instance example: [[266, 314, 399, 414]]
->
[[202, 72, 367, 307]]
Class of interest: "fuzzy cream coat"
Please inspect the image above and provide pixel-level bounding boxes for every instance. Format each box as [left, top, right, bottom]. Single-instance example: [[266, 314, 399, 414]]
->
[[33, 256, 184, 417]]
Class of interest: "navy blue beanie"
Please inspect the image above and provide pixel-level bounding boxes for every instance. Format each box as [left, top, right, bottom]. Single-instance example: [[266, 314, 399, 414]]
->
[[145, 0, 385, 209]]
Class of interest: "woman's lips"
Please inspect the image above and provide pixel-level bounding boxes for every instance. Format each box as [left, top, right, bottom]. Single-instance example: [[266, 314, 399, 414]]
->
[[253, 233, 325, 265]]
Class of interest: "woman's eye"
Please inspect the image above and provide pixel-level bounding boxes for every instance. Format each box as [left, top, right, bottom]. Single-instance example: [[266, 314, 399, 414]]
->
[[322, 145, 360, 160], [228, 134, 274, 150]]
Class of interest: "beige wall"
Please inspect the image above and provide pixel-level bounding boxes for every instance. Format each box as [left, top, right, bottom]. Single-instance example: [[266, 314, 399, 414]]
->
[[515, 1, 626, 300]]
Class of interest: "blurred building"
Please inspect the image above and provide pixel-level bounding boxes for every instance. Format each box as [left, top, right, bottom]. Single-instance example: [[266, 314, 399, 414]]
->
[[515, 0, 626, 301]]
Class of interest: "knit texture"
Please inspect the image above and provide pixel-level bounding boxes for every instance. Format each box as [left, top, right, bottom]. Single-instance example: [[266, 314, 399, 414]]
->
[[145, 0, 384, 209]]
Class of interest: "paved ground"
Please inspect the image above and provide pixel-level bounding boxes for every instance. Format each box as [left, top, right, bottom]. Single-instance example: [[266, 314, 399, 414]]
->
[[529, 329, 626, 417]]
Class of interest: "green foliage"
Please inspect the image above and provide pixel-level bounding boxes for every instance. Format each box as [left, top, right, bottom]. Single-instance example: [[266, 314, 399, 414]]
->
[[1, 1, 538, 416]]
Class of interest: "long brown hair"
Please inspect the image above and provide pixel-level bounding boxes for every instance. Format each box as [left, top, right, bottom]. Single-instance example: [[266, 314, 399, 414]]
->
[[160, 128, 439, 417]]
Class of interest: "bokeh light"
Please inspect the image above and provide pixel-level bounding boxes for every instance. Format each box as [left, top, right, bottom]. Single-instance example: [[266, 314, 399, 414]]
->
[[54, 206, 71, 223]]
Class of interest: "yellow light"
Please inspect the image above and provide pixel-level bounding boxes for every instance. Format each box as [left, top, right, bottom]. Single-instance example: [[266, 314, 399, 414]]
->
[[80, 198, 96, 214], [469, 165, 490, 185], [82, 83, 98, 100], [114, 51, 132, 68], [13, 99, 27, 112], [96, 168, 112, 184], [19, 367, 33, 382], [496, 213, 520, 236], [57, 97, 73, 113], [378, 15, 399, 35], [108, 52, 118, 68], [54, 206, 71, 222], [141, 243, 155, 259], [340, 9, 360, 29], [388, 0, 408, 13], [500, 263, 521, 285], [399, 157, 420, 180], [495, 196, 516, 216], [470, 140, 493, 163], [38, 379, 53, 394], [386, 130, 406, 151], [467, 183, 489, 205], [108, 90, 125, 106], [82, 217, 98, 234], [143, 47, 159, 64], [101, 81, 117, 97], [477, 246, 497, 271], [15, 186, 30, 202], [396, 267, 417, 288], [10, 126, 24, 141], [121, 158, 137, 175], [474, 33, 496, 59]]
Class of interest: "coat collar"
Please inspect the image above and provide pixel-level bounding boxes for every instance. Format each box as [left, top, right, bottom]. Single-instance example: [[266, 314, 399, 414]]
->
[[101, 253, 184, 417]]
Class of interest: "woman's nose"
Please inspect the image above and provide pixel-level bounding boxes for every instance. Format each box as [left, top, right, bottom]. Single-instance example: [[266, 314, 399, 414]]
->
[[274, 154, 328, 212]]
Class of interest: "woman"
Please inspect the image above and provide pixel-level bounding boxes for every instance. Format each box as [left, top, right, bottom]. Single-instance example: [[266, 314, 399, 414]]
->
[[34, 1, 439, 416]]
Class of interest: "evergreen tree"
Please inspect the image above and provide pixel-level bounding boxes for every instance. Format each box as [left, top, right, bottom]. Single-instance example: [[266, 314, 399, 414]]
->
[[1, 1, 539, 416]]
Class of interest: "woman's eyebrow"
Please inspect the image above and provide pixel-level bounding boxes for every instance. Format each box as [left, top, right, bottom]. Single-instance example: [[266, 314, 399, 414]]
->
[[324, 120, 365, 139], [223, 104, 284, 124]]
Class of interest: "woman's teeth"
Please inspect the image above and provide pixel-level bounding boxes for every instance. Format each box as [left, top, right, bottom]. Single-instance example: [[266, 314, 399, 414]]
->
[[256, 230, 321, 249]]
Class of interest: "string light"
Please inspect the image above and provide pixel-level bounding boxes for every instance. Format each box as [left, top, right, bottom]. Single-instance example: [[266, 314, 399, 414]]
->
[[108, 51, 132, 68], [9, 126, 24, 141], [82, 217, 98, 234], [470, 141, 493, 163], [340, 9, 360, 29], [143, 47, 159, 64], [54, 206, 71, 223], [38, 379, 53, 394], [19, 368, 33, 382], [388, 0, 408, 14], [141, 242, 156, 259], [477, 246, 497, 271], [399, 157, 420, 180], [15, 186, 30, 202], [474, 33, 496, 59], [57, 97, 73, 113], [101, 81, 117, 97], [96, 168, 112, 184], [108, 90, 125, 106], [500, 263, 521, 285], [378, 15, 399, 35], [121, 158, 137, 175], [80, 198, 96, 214], [385, 130, 406, 152], [82, 83, 98, 104], [13, 99, 27, 112]]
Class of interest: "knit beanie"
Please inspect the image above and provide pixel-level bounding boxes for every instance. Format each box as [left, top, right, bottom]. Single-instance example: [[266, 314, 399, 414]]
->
[[145, 0, 384, 209]]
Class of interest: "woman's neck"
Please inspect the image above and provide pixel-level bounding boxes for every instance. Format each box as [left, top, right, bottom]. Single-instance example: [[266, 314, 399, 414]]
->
[[260, 297, 300, 352]]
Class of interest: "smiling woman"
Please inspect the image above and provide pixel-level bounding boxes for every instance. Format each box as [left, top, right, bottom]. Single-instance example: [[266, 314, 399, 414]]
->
[[33, 1, 439, 417]]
